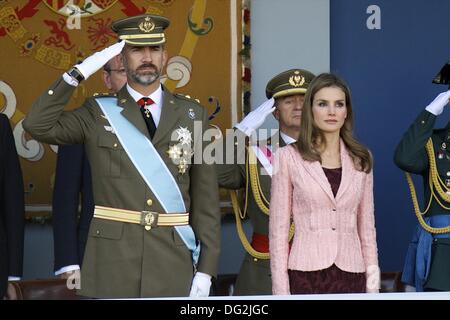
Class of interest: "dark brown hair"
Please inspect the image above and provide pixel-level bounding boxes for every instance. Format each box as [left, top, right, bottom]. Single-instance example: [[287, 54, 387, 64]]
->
[[295, 73, 372, 172]]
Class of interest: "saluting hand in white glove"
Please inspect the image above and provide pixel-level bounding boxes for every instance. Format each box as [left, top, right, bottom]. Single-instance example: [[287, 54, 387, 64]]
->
[[234, 98, 275, 136], [425, 89, 450, 116], [189, 272, 212, 298], [75, 41, 126, 80]]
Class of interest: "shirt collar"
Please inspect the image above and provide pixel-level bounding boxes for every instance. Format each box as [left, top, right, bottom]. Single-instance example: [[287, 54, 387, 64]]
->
[[126, 83, 163, 106], [280, 131, 297, 145]]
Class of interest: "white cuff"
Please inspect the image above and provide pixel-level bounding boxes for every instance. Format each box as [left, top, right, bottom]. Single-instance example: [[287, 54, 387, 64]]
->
[[55, 265, 80, 276], [425, 105, 443, 116], [8, 277, 20, 281], [195, 271, 212, 281], [234, 123, 253, 137], [62, 72, 79, 87]]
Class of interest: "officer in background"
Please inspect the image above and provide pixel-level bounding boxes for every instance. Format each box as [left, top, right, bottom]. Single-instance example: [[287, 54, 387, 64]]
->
[[394, 62, 450, 291], [53, 55, 127, 280], [216, 69, 315, 295], [23, 14, 220, 298], [0, 114, 25, 299]]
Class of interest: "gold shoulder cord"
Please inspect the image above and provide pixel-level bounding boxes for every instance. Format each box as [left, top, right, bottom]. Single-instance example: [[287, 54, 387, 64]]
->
[[248, 146, 270, 214], [230, 147, 295, 260], [405, 138, 450, 234]]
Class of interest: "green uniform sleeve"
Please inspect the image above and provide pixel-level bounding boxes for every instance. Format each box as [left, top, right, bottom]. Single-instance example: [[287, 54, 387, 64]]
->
[[190, 106, 221, 277], [215, 128, 247, 189], [394, 110, 436, 174], [23, 77, 95, 145]]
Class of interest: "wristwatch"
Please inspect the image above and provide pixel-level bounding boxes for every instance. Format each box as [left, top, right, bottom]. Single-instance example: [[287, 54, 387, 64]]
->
[[66, 67, 85, 84]]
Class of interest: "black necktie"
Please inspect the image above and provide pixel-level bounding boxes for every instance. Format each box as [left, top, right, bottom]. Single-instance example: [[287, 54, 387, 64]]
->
[[137, 97, 156, 140]]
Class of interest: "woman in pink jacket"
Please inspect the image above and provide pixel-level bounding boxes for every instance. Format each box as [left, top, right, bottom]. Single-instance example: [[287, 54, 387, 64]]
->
[[269, 73, 380, 295]]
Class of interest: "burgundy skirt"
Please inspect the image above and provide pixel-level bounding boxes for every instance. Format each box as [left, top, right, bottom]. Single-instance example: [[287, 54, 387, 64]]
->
[[288, 264, 366, 294]]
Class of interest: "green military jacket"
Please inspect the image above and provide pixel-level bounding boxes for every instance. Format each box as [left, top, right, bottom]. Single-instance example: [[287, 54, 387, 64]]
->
[[23, 78, 221, 298], [394, 109, 450, 290], [216, 129, 286, 295]]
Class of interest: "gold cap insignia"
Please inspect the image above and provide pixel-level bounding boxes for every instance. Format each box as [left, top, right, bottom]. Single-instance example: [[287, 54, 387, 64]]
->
[[289, 70, 305, 87], [139, 16, 155, 33]]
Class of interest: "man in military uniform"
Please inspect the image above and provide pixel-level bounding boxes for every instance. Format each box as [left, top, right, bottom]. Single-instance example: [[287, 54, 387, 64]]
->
[[23, 14, 220, 298], [216, 69, 315, 295], [394, 85, 450, 291], [52, 56, 127, 281]]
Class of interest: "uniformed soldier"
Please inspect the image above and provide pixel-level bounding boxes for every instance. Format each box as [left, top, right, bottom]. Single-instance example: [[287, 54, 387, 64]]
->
[[394, 72, 450, 291], [52, 56, 127, 282], [23, 14, 221, 298], [216, 68, 315, 295]]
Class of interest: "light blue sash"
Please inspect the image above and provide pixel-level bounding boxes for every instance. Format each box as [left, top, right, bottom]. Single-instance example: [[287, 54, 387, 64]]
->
[[96, 97, 200, 266]]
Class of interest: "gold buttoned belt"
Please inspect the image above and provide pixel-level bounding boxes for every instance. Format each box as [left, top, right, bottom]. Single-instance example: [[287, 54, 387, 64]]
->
[[94, 205, 189, 230]]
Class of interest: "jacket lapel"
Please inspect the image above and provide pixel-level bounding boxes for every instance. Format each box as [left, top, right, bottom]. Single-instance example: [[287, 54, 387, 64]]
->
[[152, 88, 182, 145], [302, 158, 336, 204], [117, 86, 151, 140], [335, 140, 356, 202], [301, 139, 356, 204]]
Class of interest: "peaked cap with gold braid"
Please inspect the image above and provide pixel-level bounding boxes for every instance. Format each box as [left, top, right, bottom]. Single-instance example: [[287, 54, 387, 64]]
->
[[112, 14, 170, 46], [265, 68, 315, 99]]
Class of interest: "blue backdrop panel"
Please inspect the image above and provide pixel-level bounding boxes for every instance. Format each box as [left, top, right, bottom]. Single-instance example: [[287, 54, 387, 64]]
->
[[330, 0, 450, 271]]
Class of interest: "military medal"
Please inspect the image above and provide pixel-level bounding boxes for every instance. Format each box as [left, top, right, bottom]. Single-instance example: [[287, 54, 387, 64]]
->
[[441, 142, 447, 150], [178, 158, 188, 174], [438, 151, 445, 159], [167, 144, 182, 160], [188, 108, 196, 120], [143, 106, 151, 118], [167, 127, 193, 174], [175, 127, 193, 146]]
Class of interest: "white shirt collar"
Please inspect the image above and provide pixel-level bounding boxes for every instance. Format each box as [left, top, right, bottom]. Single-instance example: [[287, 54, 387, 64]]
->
[[280, 131, 297, 145], [126, 83, 163, 106], [125, 83, 163, 127]]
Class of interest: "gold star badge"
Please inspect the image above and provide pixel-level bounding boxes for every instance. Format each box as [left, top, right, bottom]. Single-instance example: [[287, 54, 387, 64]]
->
[[167, 144, 182, 160]]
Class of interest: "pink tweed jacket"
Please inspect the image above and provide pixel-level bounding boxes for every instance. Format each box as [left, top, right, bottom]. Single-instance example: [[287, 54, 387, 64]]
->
[[269, 141, 379, 295]]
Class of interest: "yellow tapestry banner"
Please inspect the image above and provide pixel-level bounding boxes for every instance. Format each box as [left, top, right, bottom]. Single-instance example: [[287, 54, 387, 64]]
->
[[0, 0, 250, 212]]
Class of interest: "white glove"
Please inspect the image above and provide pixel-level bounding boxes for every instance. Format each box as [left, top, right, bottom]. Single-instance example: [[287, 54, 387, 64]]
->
[[74, 41, 126, 80], [189, 272, 212, 297], [425, 89, 450, 116], [234, 98, 275, 136]]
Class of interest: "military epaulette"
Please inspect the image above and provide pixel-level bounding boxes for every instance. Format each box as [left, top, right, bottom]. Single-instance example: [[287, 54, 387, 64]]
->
[[174, 93, 201, 104], [92, 92, 117, 97]]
